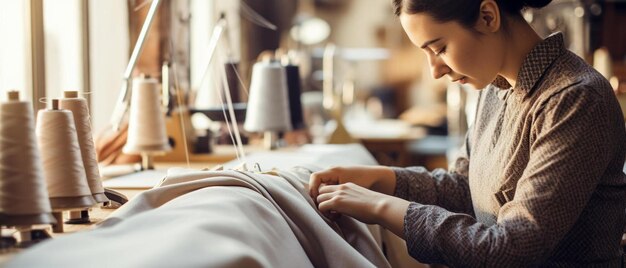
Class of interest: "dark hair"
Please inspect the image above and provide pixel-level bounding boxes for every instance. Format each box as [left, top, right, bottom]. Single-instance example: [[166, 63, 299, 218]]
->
[[392, 0, 551, 28]]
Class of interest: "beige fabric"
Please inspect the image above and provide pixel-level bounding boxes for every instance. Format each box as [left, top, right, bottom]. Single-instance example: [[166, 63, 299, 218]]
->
[[8, 166, 390, 268]]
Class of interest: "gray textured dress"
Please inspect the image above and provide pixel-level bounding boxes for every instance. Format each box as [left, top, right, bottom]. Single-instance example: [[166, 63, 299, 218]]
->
[[393, 33, 626, 267]]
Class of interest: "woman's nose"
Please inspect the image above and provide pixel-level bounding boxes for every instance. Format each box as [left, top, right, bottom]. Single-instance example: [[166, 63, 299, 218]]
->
[[428, 55, 450, 79]]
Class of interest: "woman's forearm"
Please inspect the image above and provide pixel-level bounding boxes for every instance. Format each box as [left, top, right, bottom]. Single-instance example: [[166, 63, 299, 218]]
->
[[375, 195, 411, 239], [370, 166, 397, 196]]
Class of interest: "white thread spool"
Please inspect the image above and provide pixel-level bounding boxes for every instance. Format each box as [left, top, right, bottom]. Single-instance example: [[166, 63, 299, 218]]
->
[[123, 75, 171, 169], [0, 91, 55, 226], [60, 91, 108, 203], [244, 60, 292, 149], [36, 99, 96, 211]]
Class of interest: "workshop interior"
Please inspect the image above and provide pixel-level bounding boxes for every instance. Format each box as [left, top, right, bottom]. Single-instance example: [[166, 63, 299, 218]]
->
[[0, 0, 625, 267]]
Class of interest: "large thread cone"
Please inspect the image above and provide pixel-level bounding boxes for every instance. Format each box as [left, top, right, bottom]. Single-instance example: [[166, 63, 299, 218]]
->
[[36, 107, 96, 210], [123, 76, 171, 154], [0, 93, 56, 226], [244, 60, 292, 132], [60, 92, 108, 203]]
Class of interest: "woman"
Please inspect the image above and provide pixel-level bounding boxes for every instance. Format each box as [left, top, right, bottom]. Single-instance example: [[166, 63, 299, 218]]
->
[[309, 0, 626, 266]]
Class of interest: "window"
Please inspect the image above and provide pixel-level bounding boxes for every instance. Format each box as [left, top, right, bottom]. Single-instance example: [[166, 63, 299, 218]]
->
[[87, 0, 128, 131], [0, 0, 30, 102], [43, 0, 85, 101]]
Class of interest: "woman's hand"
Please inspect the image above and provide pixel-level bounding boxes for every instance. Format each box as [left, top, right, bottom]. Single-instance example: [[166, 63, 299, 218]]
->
[[308, 166, 396, 202], [316, 182, 410, 238], [316, 182, 386, 224]]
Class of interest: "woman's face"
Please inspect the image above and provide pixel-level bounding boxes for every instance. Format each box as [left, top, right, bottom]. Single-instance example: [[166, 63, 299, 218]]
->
[[399, 13, 503, 89]]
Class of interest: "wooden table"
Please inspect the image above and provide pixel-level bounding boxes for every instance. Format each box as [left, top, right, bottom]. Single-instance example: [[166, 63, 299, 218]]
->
[[352, 125, 427, 167]]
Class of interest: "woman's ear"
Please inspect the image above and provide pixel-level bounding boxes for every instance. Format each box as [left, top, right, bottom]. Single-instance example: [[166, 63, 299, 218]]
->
[[474, 0, 501, 33]]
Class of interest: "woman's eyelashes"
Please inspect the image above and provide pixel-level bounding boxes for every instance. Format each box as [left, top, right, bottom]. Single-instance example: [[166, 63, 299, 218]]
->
[[435, 46, 447, 56]]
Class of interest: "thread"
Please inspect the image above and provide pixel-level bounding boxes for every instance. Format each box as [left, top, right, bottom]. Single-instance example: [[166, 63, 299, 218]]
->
[[216, 50, 246, 163], [284, 64, 305, 130], [0, 91, 55, 226], [123, 76, 171, 154], [243, 60, 292, 132], [240, 1, 277, 31], [227, 60, 249, 98], [213, 52, 241, 162], [60, 91, 108, 203], [36, 100, 96, 210]]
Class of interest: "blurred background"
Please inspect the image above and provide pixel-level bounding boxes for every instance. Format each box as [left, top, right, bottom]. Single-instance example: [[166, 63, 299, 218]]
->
[[1, 0, 625, 169]]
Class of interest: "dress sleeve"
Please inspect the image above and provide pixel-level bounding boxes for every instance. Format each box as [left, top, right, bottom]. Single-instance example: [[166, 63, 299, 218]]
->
[[392, 133, 473, 215]]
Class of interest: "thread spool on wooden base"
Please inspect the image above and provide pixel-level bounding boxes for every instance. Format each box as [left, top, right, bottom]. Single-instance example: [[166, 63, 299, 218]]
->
[[60, 91, 108, 204], [59, 91, 108, 225], [123, 75, 171, 170], [37, 99, 96, 233], [0, 91, 56, 233], [244, 60, 292, 148]]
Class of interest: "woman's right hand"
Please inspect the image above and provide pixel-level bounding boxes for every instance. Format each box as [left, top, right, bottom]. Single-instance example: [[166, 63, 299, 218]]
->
[[308, 166, 396, 202]]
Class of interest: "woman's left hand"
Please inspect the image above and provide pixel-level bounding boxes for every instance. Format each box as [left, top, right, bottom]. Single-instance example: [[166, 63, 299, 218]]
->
[[317, 183, 383, 224], [316, 182, 410, 234]]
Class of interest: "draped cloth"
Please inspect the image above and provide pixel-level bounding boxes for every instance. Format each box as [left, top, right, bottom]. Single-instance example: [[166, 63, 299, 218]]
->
[[8, 166, 390, 268]]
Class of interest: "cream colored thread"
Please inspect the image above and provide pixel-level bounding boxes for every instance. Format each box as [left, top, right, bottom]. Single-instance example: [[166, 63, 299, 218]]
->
[[216, 48, 246, 163], [0, 99, 52, 214], [226, 60, 249, 98], [214, 60, 241, 163], [124, 78, 170, 151], [59, 97, 106, 201], [36, 109, 92, 199], [133, 0, 152, 12], [240, 1, 277, 30]]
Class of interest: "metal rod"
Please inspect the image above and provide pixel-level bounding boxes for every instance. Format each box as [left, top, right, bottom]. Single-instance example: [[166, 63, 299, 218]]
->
[[17, 226, 32, 243], [110, 0, 163, 131], [264, 131, 277, 150], [195, 15, 227, 92], [29, 0, 46, 112], [51, 212, 64, 233], [141, 153, 154, 170]]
